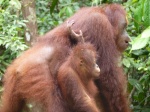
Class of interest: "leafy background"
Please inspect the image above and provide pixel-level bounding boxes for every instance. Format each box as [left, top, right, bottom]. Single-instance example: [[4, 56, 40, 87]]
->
[[0, 0, 150, 111]]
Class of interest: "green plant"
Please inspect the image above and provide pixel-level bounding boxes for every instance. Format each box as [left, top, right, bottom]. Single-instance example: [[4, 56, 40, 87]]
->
[[0, 0, 28, 77], [36, 0, 81, 35], [123, 0, 150, 111]]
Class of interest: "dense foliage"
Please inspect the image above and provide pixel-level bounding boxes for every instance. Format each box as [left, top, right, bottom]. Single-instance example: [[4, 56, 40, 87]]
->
[[0, 0, 149, 111], [123, 0, 150, 111], [0, 0, 28, 79]]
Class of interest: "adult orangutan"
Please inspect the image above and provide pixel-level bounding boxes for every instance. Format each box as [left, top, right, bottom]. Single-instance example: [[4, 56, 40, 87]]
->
[[66, 4, 131, 112], [1, 4, 131, 112]]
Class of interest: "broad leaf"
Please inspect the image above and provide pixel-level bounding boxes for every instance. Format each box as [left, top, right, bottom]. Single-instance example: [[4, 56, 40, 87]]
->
[[122, 58, 130, 68], [0, 0, 4, 5], [141, 26, 150, 38], [134, 5, 142, 31], [66, 7, 73, 17], [50, 0, 59, 14], [144, 0, 150, 27], [131, 35, 149, 50], [128, 78, 143, 93]]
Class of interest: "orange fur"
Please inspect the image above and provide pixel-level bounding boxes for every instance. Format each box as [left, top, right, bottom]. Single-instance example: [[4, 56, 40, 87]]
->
[[1, 4, 131, 112], [58, 43, 100, 112]]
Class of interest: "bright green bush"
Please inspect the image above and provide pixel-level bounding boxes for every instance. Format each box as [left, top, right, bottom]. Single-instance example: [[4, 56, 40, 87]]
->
[[0, 0, 28, 77], [123, 0, 150, 111]]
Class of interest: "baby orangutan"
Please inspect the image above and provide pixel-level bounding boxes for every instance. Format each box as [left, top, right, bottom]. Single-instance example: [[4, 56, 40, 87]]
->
[[57, 21, 101, 112]]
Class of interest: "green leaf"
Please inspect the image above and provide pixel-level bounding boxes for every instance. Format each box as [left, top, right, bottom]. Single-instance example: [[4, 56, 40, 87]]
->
[[133, 5, 142, 31], [50, 0, 59, 14], [92, 0, 99, 6], [128, 78, 143, 92], [122, 58, 130, 68], [0, 0, 4, 5], [141, 108, 150, 112], [141, 26, 150, 38], [66, 7, 73, 17], [9, 0, 21, 10], [131, 35, 149, 50], [144, 0, 150, 27], [59, 7, 66, 17], [131, 26, 150, 50]]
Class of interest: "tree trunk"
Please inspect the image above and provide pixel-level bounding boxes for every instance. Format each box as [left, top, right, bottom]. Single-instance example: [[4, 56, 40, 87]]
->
[[21, 0, 38, 46]]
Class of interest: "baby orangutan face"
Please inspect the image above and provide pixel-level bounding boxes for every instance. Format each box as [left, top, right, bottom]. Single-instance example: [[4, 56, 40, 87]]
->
[[88, 53, 100, 79], [78, 48, 100, 79], [93, 62, 100, 78]]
